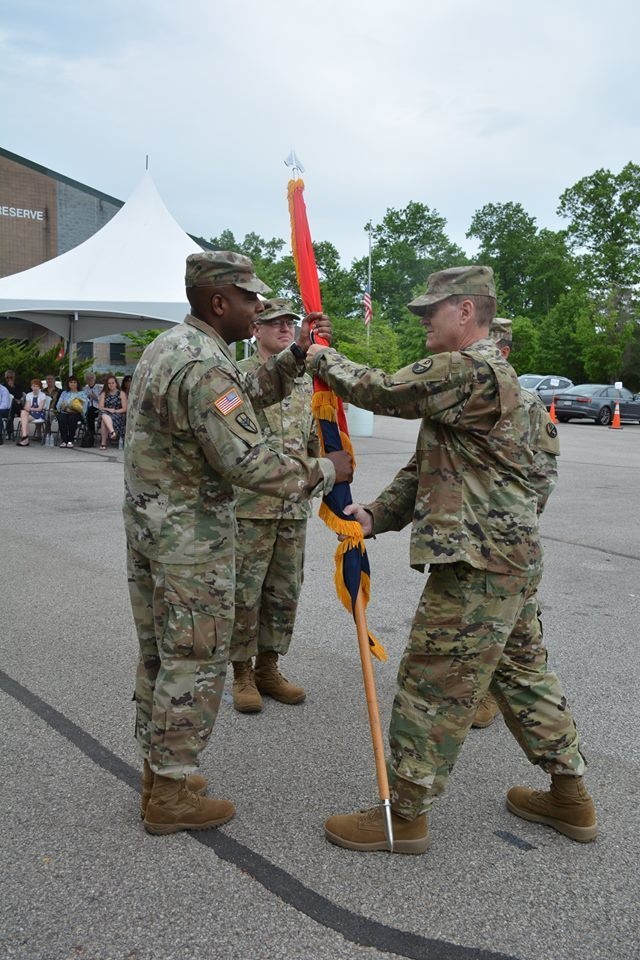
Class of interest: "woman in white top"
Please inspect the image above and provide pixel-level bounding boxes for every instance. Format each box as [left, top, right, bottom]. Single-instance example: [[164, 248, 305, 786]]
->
[[17, 379, 47, 446]]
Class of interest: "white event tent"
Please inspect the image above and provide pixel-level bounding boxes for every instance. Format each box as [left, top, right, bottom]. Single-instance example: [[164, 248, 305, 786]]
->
[[0, 173, 204, 368]]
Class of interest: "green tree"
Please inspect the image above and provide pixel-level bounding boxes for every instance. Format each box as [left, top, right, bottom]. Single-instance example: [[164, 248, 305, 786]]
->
[[620, 325, 640, 393], [576, 292, 638, 383], [0, 338, 92, 387], [351, 203, 468, 328], [535, 289, 593, 383], [124, 329, 164, 359], [527, 228, 578, 316], [208, 230, 297, 300], [331, 311, 399, 370], [395, 313, 428, 367], [509, 316, 539, 374], [466, 202, 576, 318], [557, 162, 640, 293], [467, 202, 538, 316]]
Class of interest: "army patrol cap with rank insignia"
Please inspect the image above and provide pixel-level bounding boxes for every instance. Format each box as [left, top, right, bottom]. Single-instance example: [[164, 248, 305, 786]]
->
[[185, 250, 271, 293], [258, 297, 300, 323], [407, 265, 496, 315], [490, 317, 513, 345]]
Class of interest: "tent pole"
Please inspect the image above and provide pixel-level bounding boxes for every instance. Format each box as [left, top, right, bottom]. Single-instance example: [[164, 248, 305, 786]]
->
[[68, 312, 78, 376]]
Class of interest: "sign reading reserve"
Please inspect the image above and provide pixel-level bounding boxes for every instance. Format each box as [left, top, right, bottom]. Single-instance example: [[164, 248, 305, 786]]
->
[[0, 205, 45, 221]]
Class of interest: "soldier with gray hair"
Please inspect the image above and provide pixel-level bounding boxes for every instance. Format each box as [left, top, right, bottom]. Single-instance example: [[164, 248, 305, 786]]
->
[[230, 299, 318, 713], [123, 251, 353, 835], [306, 265, 596, 854]]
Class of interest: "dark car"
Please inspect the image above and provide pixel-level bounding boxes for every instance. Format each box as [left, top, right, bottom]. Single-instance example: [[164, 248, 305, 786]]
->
[[518, 374, 574, 409], [553, 384, 640, 425]]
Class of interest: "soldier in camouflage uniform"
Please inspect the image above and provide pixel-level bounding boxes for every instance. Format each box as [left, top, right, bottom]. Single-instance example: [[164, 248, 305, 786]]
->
[[473, 317, 560, 728], [230, 299, 319, 713], [123, 251, 352, 835], [306, 266, 596, 854]]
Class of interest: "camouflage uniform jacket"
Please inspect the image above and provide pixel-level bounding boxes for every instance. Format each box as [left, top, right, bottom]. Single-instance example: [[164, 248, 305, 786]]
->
[[310, 338, 541, 575], [234, 350, 321, 520], [522, 388, 559, 514], [123, 315, 335, 565]]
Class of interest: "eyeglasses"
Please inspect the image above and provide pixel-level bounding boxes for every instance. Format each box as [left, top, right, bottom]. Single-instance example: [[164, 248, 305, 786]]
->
[[258, 318, 297, 329]]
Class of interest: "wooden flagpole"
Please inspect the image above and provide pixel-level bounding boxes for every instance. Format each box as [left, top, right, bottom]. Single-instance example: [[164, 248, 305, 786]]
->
[[354, 589, 394, 850]]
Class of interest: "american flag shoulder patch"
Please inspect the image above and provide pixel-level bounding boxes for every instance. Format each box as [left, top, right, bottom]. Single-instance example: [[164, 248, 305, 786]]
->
[[214, 388, 243, 416]]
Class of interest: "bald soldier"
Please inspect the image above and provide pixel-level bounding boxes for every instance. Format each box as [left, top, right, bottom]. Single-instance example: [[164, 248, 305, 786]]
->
[[306, 266, 596, 853], [230, 299, 318, 712], [124, 251, 352, 835], [472, 317, 560, 729]]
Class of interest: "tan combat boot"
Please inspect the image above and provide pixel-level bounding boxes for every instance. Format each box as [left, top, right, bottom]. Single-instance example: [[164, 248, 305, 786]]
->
[[506, 774, 597, 842], [325, 806, 429, 854], [144, 774, 235, 835], [254, 650, 305, 705], [472, 693, 501, 728], [140, 759, 208, 818], [232, 659, 263, 713]]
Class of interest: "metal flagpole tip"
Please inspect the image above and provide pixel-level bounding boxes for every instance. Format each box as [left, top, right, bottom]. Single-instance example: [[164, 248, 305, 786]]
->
[[381, 799, 394, 852], [284, 149, 305, 176]]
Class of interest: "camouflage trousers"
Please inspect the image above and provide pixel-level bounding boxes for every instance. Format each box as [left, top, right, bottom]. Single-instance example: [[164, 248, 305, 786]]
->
[[229, 518, 307, 662], [389, 562, 586, 819], [127, 546, 233, 778]]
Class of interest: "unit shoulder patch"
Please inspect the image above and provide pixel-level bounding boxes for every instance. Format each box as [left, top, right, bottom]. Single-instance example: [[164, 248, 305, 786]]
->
[[546, 422, 558, 439], [412, 358, 433, 374], [236, 411, 258, 434]]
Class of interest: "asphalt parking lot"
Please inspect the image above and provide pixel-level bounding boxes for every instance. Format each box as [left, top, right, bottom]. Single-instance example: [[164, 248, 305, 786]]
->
[[1, 417, 639, 960]]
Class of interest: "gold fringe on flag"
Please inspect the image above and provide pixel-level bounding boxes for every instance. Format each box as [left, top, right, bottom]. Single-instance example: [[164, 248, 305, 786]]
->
[[311, 394, 356, 466], [310, 390, 337, 423], [317, 504, 387, 662], [288, 178, 305, 295]]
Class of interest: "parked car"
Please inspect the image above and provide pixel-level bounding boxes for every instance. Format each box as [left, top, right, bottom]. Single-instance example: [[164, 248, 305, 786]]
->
[[552, 384, 640, 425], [518, 374, 574, 409]]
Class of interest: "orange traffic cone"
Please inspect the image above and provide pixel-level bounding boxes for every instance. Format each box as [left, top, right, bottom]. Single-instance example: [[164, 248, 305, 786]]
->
[[609, 400, 622, 429], [549, 396, 558, 424]]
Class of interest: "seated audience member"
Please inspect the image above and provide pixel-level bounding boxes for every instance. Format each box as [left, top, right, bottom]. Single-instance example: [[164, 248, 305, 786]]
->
[[0, 380, 11, 444], [83, 371, 102, 445], [98, 374, 127, 448], [43, 373, 61, 408], [17, 378, 47, 446], [56, 375, 86, 447], [43, 374, 61, 437], [120, 374, 132, 396], [2, 369, 24, 441]]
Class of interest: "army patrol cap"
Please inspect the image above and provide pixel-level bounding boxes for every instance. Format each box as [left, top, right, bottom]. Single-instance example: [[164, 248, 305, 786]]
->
[[408, 265, 496, 315], [185, 250, 270, 293], [257, 298, 299, 324], [490, 317, 513, 345]]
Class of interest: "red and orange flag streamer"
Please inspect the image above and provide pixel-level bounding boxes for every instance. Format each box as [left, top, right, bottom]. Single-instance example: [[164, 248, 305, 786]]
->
[[287, 177, 386, 662]]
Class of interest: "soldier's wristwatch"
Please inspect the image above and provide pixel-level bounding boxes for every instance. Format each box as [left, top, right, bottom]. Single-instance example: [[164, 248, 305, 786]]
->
[[289, 342, 307, 363]]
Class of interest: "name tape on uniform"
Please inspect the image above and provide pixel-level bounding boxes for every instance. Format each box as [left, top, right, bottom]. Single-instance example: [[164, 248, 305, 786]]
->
[[214, 388, 243, 416]]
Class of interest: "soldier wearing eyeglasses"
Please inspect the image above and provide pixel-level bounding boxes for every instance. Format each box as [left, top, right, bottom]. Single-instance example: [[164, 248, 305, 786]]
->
[[229, 298, 320, 713]]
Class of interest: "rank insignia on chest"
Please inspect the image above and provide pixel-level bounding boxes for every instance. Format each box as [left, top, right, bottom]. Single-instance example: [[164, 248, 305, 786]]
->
[[236, 411, 258, 433], [412, 358, 433, 374], [214, 388, 243, 415]]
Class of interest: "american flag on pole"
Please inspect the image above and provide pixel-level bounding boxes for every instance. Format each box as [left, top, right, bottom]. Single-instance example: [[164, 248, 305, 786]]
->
[[363, 285, 373, 326]]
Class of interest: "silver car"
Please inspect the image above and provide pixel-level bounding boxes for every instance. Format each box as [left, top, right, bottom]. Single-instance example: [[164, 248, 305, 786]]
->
[[553, 384, 640, 425], [518, 374, 574, 409]]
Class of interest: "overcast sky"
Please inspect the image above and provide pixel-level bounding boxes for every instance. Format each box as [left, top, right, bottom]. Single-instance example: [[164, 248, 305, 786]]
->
[[1, 0, 639, 267]]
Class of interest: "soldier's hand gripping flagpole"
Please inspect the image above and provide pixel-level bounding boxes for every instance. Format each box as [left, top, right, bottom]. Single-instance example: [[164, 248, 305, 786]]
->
[[284, 158, 394, 851]]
